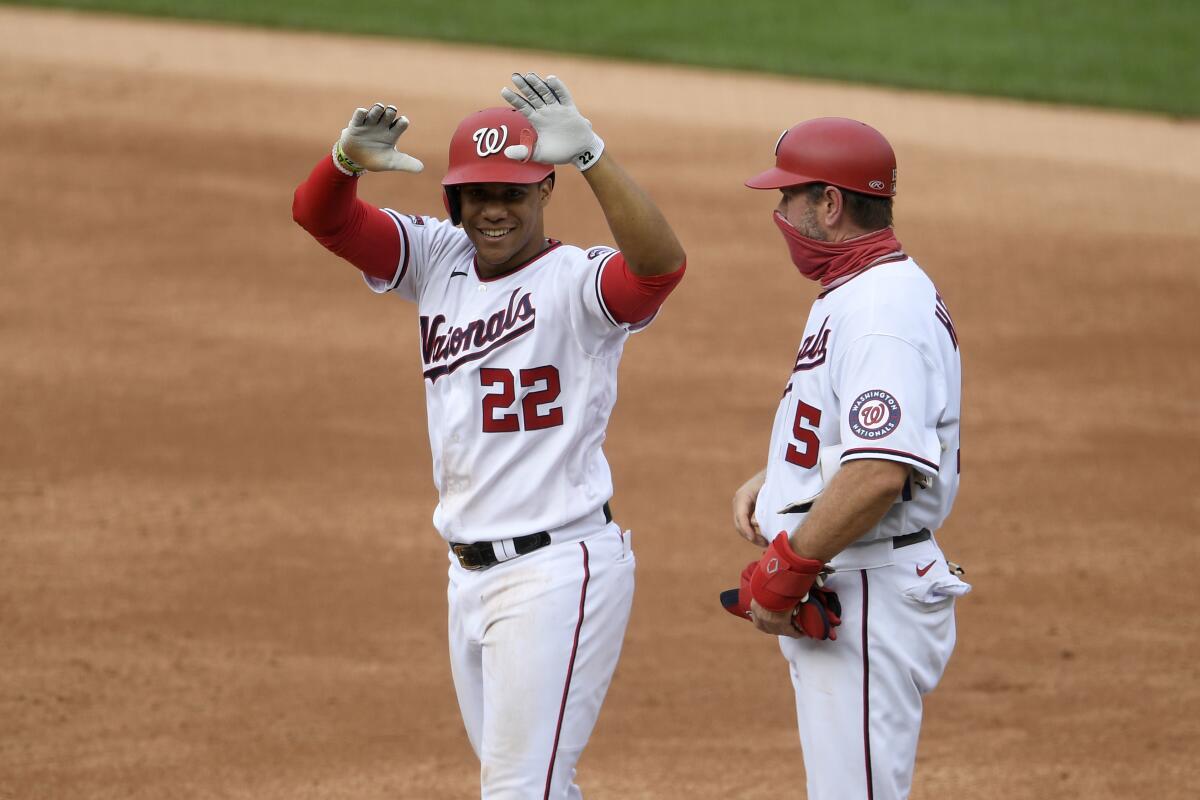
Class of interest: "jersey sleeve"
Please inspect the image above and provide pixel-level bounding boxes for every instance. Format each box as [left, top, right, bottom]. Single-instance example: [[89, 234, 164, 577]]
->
[[364, 211, 468, 303], [292, 155, 402, 282], [570, 245, 673, 347], [832, 333, 946, 477], [597, 253, 685, 324], [294, 154, 466, 304]]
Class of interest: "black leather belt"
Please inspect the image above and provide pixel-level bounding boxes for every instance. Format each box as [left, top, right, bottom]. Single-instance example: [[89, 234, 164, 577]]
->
[[451, 502, 613, 571], [893, 528, 931, 548]]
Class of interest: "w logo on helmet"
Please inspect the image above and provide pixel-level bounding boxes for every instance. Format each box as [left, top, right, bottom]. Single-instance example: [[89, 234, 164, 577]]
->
[[473, 125, 509, 157], [443, 109, 551, 193]]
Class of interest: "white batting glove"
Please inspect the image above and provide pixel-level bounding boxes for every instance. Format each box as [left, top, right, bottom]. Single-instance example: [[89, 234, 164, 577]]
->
[[333, 103, 424, 176], [500, 73, 605, 171]]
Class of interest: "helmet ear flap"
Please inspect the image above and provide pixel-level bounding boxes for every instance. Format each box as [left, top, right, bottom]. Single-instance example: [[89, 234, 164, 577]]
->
[[443, 186, 462, 226]]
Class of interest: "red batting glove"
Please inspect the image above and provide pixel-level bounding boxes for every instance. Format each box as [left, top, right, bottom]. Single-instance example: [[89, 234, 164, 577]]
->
[[749, 532, 825, 612], [792, 587, 843, 640], [720, 561, 842, 640]]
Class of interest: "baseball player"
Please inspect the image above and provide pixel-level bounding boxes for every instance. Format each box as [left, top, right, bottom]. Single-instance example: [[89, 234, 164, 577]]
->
[[291, 73, 685, 798], [721, 118, 970, 800]]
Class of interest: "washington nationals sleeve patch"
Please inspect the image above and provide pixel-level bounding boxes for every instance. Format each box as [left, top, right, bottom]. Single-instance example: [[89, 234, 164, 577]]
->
[[848, 389, 901, 440]]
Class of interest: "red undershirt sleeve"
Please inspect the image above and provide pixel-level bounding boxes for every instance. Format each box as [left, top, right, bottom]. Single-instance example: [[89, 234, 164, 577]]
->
[[291, 156, 401, 282], [598, 254, 686, 324]]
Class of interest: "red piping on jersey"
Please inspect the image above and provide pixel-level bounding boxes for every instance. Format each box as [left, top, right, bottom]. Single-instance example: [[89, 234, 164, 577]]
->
[[843, 447, 938, 473], [474, 240, 563, 282], [544, 542, 590, 799], [381, 208, 412, 288], [596, 254, 686, 325], [816, 254, 908, 299], [593, 253, 621, 327], [861, 570, 874, 800], [934, 294, 959, 350]]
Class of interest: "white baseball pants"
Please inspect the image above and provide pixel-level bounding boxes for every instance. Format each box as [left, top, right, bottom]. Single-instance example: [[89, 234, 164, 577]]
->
[[778, 535, 970, 800], [448, 525, 635, 799]]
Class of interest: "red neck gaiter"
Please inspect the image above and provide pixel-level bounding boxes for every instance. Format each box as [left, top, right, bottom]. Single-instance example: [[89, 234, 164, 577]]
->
[[773, 211, 905, 287]]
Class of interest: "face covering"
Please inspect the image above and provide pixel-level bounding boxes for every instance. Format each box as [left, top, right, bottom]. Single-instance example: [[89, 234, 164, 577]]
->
[[773, 211, 905, 287]]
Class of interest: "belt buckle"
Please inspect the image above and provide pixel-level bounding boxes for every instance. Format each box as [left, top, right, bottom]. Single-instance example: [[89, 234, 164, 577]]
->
[[452, 543, 485, 571]]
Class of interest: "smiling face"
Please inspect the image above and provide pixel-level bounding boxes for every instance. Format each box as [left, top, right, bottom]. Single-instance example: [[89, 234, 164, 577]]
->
[[457, 179, 554, 277]]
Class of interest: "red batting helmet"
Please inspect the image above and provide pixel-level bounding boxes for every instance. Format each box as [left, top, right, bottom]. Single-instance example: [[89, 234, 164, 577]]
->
[[441, 107, 554, 225], [745, 117, 896, 197]]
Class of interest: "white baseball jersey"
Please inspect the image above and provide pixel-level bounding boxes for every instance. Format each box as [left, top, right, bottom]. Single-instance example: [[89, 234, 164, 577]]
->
[[756, 257, 961, 543], [364, 210, 649, 544]]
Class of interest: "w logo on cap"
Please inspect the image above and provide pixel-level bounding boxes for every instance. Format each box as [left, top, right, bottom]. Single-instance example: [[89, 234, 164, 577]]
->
[[443, 108, 552, 189], [473, 125, 509, 157]]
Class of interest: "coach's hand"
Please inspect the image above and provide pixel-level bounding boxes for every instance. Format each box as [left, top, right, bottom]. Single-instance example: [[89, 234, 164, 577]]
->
[[724, 561, 841, 640], [733, 469, 768, 546], [750, 593, 841, 640], [749, 599, 798, 637], [334, 103, 424, 175], [500, 73, 604, 171]]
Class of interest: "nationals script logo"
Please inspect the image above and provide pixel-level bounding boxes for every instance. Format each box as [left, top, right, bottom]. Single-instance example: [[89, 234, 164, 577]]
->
[[420, 288, 536, 382], [793, 316, 831, 372], [473, 125, 508, 157]]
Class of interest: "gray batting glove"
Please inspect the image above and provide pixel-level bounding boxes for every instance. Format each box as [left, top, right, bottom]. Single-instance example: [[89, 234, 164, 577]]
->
[[333, 103, 424, 175], [500, 73, 605, 171]]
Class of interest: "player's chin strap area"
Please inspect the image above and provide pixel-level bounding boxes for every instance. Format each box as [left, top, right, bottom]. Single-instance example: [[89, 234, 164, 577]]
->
[[450, 502, 613, 570]]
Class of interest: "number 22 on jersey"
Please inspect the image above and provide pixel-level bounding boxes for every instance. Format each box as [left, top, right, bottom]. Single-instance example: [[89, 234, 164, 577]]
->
[[480, 365, 564, 432]]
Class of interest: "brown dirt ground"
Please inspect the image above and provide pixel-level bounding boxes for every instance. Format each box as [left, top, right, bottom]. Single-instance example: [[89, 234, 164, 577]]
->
[[3, 7, 1199, 799]]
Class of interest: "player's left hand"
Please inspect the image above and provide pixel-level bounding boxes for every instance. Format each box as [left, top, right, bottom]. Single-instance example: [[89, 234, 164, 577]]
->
[[500, 73, 604, 171]]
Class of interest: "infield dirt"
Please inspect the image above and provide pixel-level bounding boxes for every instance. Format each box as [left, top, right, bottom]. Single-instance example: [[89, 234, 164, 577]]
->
[[2, 7, 1198, 799]]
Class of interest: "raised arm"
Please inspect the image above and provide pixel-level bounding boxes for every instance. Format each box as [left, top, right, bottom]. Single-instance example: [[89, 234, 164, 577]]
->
[[500, 73, 685, 277], [292, 103, 424, 281], [579, 153, 686, 276]]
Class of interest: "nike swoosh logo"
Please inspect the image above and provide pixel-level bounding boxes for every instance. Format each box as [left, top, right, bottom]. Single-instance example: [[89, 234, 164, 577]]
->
[[916, 561, 936, 577]]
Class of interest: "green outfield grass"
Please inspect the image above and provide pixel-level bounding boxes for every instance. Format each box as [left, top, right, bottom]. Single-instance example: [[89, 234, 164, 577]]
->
[[8, 0, 1198, 117]]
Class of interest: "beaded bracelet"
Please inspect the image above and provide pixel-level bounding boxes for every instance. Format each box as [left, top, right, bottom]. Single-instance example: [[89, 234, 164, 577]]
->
[[331, 141, 366, 177]]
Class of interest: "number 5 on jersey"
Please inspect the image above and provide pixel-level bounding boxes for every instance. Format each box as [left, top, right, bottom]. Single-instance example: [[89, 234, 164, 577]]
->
[[481, 366, 564, 432], [785, 399, 822, 469]]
